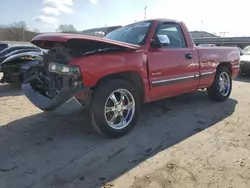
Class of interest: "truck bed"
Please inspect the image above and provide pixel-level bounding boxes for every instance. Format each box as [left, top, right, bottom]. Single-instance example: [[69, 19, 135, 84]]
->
[[196, 46, 240, 79]]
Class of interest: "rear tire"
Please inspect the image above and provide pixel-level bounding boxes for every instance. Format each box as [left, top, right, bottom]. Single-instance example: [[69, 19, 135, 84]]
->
[[207, 66, 232, 101], [89, 79, 140, 138]]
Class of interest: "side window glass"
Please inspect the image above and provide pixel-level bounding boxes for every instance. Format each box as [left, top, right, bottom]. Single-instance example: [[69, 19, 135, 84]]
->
[[156, 23, 187, 48]]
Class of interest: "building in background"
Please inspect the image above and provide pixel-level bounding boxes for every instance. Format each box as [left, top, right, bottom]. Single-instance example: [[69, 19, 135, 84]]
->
[[190, 31, 218, 39]]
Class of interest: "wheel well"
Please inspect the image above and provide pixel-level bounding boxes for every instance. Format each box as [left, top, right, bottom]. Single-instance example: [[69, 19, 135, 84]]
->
[[93, 71, 145, 101], [217, 62, 232, 75]]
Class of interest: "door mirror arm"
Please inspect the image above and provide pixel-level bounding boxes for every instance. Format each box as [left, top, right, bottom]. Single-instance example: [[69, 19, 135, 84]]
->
[[151, 34, 170, 49], [151, 38, 162, 48]]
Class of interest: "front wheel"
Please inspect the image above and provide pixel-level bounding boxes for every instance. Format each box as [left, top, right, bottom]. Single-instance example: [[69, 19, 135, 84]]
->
[[207, 67, 232, 101], [89, 79, 140, 138]]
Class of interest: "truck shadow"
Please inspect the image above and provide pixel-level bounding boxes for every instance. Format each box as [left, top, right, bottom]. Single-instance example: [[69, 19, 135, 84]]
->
[[0, 91, 238, 188]]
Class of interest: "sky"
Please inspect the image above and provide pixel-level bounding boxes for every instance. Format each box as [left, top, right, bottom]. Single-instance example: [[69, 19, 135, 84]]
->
[[0, 0, 250, 37]]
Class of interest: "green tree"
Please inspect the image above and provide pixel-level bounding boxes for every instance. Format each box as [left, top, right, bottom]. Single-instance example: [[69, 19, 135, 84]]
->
[[56, 24, 77, 33]]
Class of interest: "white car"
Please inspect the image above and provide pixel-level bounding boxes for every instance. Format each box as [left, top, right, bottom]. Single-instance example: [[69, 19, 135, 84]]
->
[[239, 48, 250, 75]]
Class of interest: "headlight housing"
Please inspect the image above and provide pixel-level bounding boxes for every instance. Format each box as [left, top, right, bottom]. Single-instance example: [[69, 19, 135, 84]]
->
[[48, 62, 81, 77]]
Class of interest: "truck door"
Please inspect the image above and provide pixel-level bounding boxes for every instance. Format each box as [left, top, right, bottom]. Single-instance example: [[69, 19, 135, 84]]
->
[[147, 22, 200, 99]]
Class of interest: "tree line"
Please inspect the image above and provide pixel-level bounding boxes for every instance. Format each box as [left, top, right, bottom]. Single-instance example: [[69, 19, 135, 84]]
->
[[0, 21, 79, 42]]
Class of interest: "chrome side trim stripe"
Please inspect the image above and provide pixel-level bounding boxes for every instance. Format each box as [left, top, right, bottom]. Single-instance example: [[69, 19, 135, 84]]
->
[[151, 71, 215, 87], [152, 75, 194, 84], [200, 71, 215, 76]]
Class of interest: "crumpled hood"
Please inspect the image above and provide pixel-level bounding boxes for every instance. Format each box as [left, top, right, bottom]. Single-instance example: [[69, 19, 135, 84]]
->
[[240, 55, 250, 62], [31, 33, 140, 52]]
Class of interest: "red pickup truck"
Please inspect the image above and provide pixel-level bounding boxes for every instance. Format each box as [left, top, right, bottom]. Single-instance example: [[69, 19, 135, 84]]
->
[[22, 19, 240, 138]]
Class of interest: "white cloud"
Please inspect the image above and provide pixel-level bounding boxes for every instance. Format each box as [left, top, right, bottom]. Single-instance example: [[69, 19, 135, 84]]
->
[[41, 0, 73, 14], [33, 15, 58, 24], [57, 5, 73, 14], [42, 0, 73, 7], [89, 0, 99, 4], [42, 7, 60, 16]]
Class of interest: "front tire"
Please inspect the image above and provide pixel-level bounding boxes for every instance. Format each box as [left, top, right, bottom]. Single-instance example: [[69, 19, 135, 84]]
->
[[207, 66, 232, 101], [90, 79, 140, 138]]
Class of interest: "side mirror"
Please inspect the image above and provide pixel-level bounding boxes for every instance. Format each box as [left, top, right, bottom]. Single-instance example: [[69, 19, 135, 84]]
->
[[151, 34, 170, 48]]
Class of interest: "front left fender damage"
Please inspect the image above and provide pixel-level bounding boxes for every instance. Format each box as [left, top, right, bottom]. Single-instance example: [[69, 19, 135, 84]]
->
[[21, 47, 87, 115]]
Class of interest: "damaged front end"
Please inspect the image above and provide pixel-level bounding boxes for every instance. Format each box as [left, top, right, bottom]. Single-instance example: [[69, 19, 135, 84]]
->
[[22, 33, 140, 115], [22, 47, 86, 115]]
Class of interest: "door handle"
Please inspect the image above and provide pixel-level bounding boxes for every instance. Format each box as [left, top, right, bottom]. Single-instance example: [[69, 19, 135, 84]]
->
[[185, 54, 192, 59]]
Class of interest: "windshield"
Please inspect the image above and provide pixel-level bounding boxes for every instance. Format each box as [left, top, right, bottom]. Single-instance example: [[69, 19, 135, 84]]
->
[[104, 21, 152, 45]]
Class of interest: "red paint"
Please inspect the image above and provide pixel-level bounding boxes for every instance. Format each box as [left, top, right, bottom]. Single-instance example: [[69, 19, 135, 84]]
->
[[31, 19, 240, 103]]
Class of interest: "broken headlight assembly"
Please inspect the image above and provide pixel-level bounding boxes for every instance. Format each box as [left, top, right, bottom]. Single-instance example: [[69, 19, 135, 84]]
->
[[48, 62, 81, 77], [48, 62, 82, 90]]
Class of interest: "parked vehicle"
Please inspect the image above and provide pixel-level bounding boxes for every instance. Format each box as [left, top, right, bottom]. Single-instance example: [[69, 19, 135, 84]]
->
[[22, 19, 240, 138], [0, 46, 39, 57], [0, 49, 44, 83], [237, 47, 244, 56], [0, 48, 42, 65], [0, 42, 9, 52], [239, 49, 250, 75]]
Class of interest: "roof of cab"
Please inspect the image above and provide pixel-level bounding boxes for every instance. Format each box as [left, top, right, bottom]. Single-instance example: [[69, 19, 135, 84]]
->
[[143, 18, 180, 23]]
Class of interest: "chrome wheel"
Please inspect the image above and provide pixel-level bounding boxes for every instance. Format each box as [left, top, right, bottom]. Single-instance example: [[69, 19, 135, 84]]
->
[[104, 89, 135, 130], [218, 72, 231, 96]]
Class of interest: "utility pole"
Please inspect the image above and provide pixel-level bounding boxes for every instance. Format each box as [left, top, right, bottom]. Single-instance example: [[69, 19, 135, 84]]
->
[[200, 21, 203, 31], [144, 6, 147, 20]]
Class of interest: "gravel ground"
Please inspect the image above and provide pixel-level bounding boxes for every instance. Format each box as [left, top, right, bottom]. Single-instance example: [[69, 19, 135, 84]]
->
[[0, 73, 250, 188]]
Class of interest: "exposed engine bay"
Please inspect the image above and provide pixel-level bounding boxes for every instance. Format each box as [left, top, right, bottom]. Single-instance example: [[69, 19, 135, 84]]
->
[[25, 43, 130, 100], [26, 46, 82, 100], [20, 45, 85, 113]]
